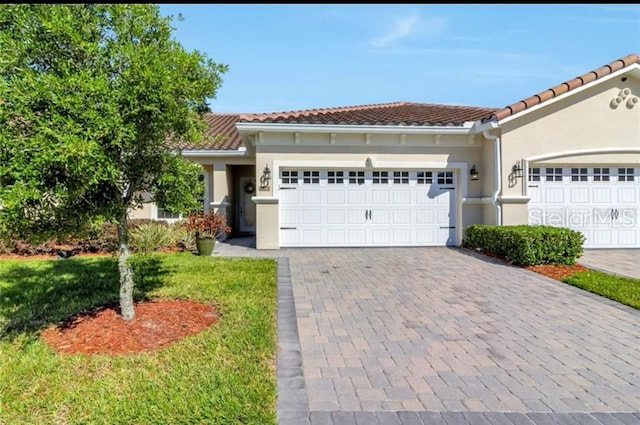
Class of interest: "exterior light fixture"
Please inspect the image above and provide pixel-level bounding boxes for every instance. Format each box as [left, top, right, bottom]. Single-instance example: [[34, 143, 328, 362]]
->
[[365, 157, 373, 168], [512, 160, 523, 178], [470, 165, 479, 181], [260, 164, 271, 189]]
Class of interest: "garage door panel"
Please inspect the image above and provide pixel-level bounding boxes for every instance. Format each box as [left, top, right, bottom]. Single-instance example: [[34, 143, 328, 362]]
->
[[280, 169, 457, 247], [528, 166, 639, 248], [347, 229, 367, 244], [393, 209, 411, 224], [302, 209, 321, 224], [348, 190, 366, 204], [392, 229, 412, 244], [326, 229, 346, 244], [617, 187, 638, 204], [593, 188, 612, 203], [544, 188, 565, 203], [392, 190, 411, 204], [302, 229, 321, 245], [327, 190, 346, 204], [570, 188, 590, 203], [371, 209, 390, 224], [327, 209, 346, 224], [348, 209, 367, 225], [280, 209, 300, 225], [303, 190, 322, 204], [416, 209, 436, 224], [371, 189, 390, 204]]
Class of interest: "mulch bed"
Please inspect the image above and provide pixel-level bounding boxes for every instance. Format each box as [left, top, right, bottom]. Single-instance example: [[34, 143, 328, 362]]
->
[[524, 263, 588, 280], [41, 299, 218, 355]]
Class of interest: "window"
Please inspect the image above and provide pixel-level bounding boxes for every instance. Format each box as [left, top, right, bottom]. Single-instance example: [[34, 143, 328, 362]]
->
[[328, 171, 344, 184], [417, 171, 433, 184], [571, 168, 588, 182], [348, 171, 364, 185], [373, 171, 389, 184], [281, 170, 298, 184], [437, 171, 453, 185], [618, 168, 635, 182], [593, 168, 610, 182], [393, 171, 409, 184], [303, 170, 320, 184], [529, 168, 541, 182], [157, 208, 181, 220], [545, 167, 563, 182]]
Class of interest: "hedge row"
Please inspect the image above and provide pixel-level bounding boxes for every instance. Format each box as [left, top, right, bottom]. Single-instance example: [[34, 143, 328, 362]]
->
[[463, 224, 585, 266], [1, 219, 183, 256]]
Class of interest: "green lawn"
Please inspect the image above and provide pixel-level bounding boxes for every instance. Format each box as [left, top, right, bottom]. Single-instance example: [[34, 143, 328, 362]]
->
[[563, 269, 640, 310], [0, 252, 277, 425]]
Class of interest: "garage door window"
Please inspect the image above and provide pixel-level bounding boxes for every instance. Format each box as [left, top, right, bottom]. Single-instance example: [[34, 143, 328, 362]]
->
[[529, 168, 541, 181], [417, 171, 433, 184], [618, 168, 635, 182], [545, 167, 563, 182], [594, 168, 610, 182], [281, 170, 299, 184], [571, 168, 588, 182], [373, 171, 389, 184], [348, 171, 364, 185], [328, 171, 344, 184], [303, 171, 320, 184], [437, 171, 453, 185], [393, 171, 409, 184]]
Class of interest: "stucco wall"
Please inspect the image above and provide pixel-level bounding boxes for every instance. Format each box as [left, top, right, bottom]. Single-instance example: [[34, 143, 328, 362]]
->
[[498, 74, 640, 225]]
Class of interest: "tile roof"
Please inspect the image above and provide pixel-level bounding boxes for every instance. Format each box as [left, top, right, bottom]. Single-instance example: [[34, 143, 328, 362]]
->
[[238, 101, 496, 126], [487, 52, 640, 122], [174, 113, 243, 151]]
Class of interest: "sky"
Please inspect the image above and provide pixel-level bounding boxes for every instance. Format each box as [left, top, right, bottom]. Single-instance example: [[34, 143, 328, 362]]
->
[[158, 4, 640, 114]]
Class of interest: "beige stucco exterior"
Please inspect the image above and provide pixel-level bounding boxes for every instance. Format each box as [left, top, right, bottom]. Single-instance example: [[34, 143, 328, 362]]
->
[[495, 72, 640, 225]]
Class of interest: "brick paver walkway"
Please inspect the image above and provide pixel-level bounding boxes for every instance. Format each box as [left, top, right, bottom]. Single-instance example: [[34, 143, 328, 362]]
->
[[578, 249, 640, 279], [276, 247, 640, 424]]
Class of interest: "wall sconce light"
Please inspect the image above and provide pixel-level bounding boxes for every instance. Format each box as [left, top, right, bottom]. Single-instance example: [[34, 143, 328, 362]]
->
[[512, 160, 523, 178], [259, 164, 271, 189], [365, 157, 373, 168], [469, 165, 479, 181]]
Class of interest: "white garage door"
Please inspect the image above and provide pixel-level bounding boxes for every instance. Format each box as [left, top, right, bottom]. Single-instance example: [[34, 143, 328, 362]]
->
[[280, 169, 456, 247], [528, 166, 640, 248]]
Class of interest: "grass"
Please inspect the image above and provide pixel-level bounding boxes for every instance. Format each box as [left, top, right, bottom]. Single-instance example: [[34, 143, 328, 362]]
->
[[0, 252, 277, 425], [563, 269, 640, 310]]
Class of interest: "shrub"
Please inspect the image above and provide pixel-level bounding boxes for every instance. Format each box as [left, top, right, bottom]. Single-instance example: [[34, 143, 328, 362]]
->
[[463, 224, 585, 266], [185, 211, 231, 240], [130, 222, 174, 254]]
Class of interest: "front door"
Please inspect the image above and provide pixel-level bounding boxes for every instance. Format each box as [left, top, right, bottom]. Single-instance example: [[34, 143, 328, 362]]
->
[[238, 176, 256, 233]]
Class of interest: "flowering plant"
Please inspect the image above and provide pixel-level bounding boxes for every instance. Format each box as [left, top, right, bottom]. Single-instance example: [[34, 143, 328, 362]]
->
[[185, 211, 231, 239]]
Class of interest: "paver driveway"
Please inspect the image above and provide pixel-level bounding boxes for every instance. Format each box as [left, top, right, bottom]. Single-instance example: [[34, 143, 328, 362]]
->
[[276, 247, 640, 425], [578, 249, 640, 279]]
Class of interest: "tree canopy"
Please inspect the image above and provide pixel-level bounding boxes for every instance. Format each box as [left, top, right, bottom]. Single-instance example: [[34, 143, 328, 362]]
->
[[0, 4, 228, 319]]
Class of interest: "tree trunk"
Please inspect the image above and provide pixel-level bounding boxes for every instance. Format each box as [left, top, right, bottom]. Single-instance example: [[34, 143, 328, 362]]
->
[[118, 213, 135, 320]]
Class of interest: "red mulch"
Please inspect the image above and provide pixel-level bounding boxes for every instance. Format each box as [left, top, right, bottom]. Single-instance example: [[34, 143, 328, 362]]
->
[[41, 299, 218, 355], [469, 247, 588, 280], [524, 263, 588, 280]]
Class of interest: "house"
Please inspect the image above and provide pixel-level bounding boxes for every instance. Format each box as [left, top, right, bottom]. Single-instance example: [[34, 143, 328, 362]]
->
[[131, 53, 640, 249]]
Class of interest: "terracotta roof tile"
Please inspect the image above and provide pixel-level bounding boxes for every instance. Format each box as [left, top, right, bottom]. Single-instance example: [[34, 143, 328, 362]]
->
[[486, 52, 639, 122], [239, 101, 496, 126], [174, 113, 243, 151]]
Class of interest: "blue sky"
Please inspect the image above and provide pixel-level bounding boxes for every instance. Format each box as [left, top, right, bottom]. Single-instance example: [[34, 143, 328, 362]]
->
[[159, 4, 640, 113]]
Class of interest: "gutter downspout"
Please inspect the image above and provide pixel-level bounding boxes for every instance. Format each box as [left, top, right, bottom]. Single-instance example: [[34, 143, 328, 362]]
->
[[483, 124, 502, 225]]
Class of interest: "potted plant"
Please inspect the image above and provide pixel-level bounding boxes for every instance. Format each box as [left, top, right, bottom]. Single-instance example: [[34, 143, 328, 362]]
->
[[185, 211, 231, 256]]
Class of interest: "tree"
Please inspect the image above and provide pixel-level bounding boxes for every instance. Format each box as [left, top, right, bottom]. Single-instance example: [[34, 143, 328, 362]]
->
[[0, 4, 228, 320]]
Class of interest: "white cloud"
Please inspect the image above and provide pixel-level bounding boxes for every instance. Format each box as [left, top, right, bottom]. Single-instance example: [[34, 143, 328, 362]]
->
[[370, 13, 446, 48]]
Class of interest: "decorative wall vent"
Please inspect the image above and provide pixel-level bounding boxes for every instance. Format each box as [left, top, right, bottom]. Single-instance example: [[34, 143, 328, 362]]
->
[[611, 87, 638, 109]]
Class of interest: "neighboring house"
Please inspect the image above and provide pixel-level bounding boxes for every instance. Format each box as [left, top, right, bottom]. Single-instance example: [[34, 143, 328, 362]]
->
[[130, 53, 640, 249]]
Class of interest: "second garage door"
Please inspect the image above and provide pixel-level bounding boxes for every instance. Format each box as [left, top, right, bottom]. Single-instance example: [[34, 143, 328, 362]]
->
[[279, 169, 457, 247]]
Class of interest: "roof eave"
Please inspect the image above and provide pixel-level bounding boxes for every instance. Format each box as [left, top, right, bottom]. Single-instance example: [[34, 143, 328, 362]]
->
[[235, 122, 476, 135], [497, 63, 640, 126]]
